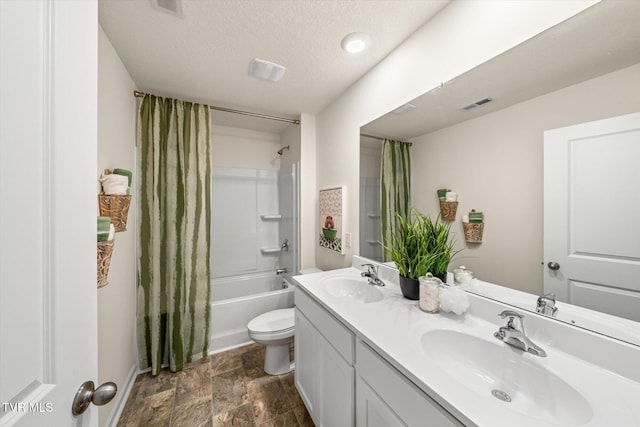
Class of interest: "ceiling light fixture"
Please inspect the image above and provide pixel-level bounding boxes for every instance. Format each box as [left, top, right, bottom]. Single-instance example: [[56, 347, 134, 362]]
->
[[248, 58, 286, 82], [341, 32, 371, 54]]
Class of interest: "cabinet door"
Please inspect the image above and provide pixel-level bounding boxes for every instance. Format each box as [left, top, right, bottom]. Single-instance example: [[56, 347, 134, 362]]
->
[[318, 330, 355, 426], [356, 376, 405, 427], [295, 309, 317, 417], [296, 307, 355, 426], [356, 340, 464, 427]]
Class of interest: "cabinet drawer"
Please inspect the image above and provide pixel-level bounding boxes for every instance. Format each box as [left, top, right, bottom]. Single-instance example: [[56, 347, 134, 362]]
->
[[295, 287, 354, 363], [356, 340, 464, 427]]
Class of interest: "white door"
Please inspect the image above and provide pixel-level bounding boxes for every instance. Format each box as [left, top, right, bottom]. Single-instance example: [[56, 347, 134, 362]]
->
[[544, 112, 640, 321], [1, 1, 100, 426]]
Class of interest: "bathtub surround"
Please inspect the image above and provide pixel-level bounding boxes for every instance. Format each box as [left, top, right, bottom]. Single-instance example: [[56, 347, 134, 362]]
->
[[360, 138, 383, 262], [279, 163, 299, 276], [137, 94, 212, 374], [210, 272, 294, 352], [210, 164, 298, 352], [211, 168, 280, 277]]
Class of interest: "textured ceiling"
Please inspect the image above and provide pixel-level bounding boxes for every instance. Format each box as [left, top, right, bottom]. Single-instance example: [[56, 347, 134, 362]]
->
[[99, 0, 450, 132], [362, 0, 640, 141]]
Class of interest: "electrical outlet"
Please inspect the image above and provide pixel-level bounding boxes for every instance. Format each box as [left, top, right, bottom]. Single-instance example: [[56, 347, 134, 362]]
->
[[345, 232, 351, 248]]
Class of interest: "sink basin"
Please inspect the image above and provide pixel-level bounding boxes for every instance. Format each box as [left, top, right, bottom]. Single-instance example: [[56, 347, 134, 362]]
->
[[321, 276, 384, 303], [420, 329, 592, 426]]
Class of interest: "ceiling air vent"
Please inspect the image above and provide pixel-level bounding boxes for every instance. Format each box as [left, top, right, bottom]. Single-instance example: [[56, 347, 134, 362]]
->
[[461, 97, 493, 111], [392, 103, 417, 115], [248, 58, 287, 82], [150, 0, 183, 18]]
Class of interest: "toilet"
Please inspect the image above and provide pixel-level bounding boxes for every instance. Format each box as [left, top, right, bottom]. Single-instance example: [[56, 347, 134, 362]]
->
[[248, 308, 295, 375], [248, 267, 323, 375]]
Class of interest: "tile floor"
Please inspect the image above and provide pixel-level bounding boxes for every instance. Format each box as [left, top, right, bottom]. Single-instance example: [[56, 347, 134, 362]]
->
[[117, 343, 314, 427]]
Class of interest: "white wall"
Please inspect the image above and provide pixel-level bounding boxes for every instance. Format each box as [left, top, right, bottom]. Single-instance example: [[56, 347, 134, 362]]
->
[[411, 63, 640, 295], [360, 140, 381, 179], [212, 125, 281, 170], [279, 122, 301, 169], [314, 0, 598, 270], [299, 113, 317, 271], [97, 26, 138, 427]]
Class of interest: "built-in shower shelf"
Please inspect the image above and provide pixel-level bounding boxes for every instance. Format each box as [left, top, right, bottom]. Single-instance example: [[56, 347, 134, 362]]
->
[[367, 214, 380, 219], [367, 240, 381, 245], [260, 214, 282, 221], [260, 247, 282, 255]]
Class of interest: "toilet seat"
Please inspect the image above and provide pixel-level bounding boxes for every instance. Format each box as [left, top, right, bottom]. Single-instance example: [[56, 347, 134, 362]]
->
[[248, 308, 294, 335]]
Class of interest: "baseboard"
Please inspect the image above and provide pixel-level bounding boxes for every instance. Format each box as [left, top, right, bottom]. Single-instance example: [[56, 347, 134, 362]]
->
[[105, 364, 138, 427], [209, 339, 254, 356]]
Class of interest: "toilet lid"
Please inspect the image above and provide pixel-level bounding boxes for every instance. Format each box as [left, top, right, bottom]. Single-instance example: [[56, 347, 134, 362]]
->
[[248, 308, 295, 334]]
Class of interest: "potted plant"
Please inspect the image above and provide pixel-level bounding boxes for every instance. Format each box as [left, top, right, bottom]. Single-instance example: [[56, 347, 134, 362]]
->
[[383, 209, 459, 300], [423, 213, 460, 283], [383, 210, 435, 299]]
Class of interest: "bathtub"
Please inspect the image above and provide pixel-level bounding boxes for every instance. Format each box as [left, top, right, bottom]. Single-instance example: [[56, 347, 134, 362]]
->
[[209, 271, 294, 353]]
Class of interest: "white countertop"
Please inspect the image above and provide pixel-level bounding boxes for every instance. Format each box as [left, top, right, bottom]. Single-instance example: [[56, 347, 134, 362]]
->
[[293, 266, 640, 427]]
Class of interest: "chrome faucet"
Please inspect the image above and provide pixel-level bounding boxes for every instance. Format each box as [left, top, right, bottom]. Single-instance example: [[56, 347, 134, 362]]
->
[[276, 268, 288, 275], [494, 310, 547, 357], [361, 263, 385, 287], [536, 293, 558, 317]]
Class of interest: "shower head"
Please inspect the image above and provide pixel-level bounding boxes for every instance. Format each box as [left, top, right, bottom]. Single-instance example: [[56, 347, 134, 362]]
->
[[277, 145, 290, 155]]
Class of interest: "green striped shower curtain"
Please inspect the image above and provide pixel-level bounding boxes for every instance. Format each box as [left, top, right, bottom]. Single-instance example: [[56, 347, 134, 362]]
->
[[381, 139, 412, 262], [137, 94, 212, 374]]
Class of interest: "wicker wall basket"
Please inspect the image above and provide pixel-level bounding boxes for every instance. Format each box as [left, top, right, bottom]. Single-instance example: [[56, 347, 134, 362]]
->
[[97, 239, 115, 288], [98, 194, 131, 232], [463, 222, 484, 243], [439, 201, 458, 221]]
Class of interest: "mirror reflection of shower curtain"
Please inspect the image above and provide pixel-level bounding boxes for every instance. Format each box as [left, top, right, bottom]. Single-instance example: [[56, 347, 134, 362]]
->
[[380, 139, 412, 262]]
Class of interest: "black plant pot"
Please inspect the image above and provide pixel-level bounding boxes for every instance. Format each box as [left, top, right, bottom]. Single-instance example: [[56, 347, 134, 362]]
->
[[399, 275, 420, 300], [434, 271, 447, 284]]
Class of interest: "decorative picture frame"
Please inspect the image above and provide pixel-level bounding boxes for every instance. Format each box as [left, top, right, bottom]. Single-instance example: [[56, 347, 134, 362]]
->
[[319, 186, 345, 254]]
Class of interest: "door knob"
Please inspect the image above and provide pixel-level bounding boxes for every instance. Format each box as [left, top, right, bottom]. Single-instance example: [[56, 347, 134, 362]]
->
[[72, 381, 117, 415], [547, 261, 560, 271]]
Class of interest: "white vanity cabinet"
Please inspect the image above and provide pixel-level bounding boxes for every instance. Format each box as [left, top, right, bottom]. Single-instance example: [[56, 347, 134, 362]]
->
[[295, 288, 355, 426], [295, 285, 464, 427], [356, 340, 465, 427]]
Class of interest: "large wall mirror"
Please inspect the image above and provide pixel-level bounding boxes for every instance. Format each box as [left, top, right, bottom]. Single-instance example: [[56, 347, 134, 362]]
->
[[359, 1, 640, 345]]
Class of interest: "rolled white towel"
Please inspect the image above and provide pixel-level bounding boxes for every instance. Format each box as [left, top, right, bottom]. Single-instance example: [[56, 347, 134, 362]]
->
[[108, 223, 115, 241], [100, 174, 128, 195]]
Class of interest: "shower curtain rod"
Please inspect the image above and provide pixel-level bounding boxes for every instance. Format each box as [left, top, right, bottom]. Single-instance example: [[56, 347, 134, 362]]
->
[[133, 90, 300, 125], [360, 133, 412, 146]]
